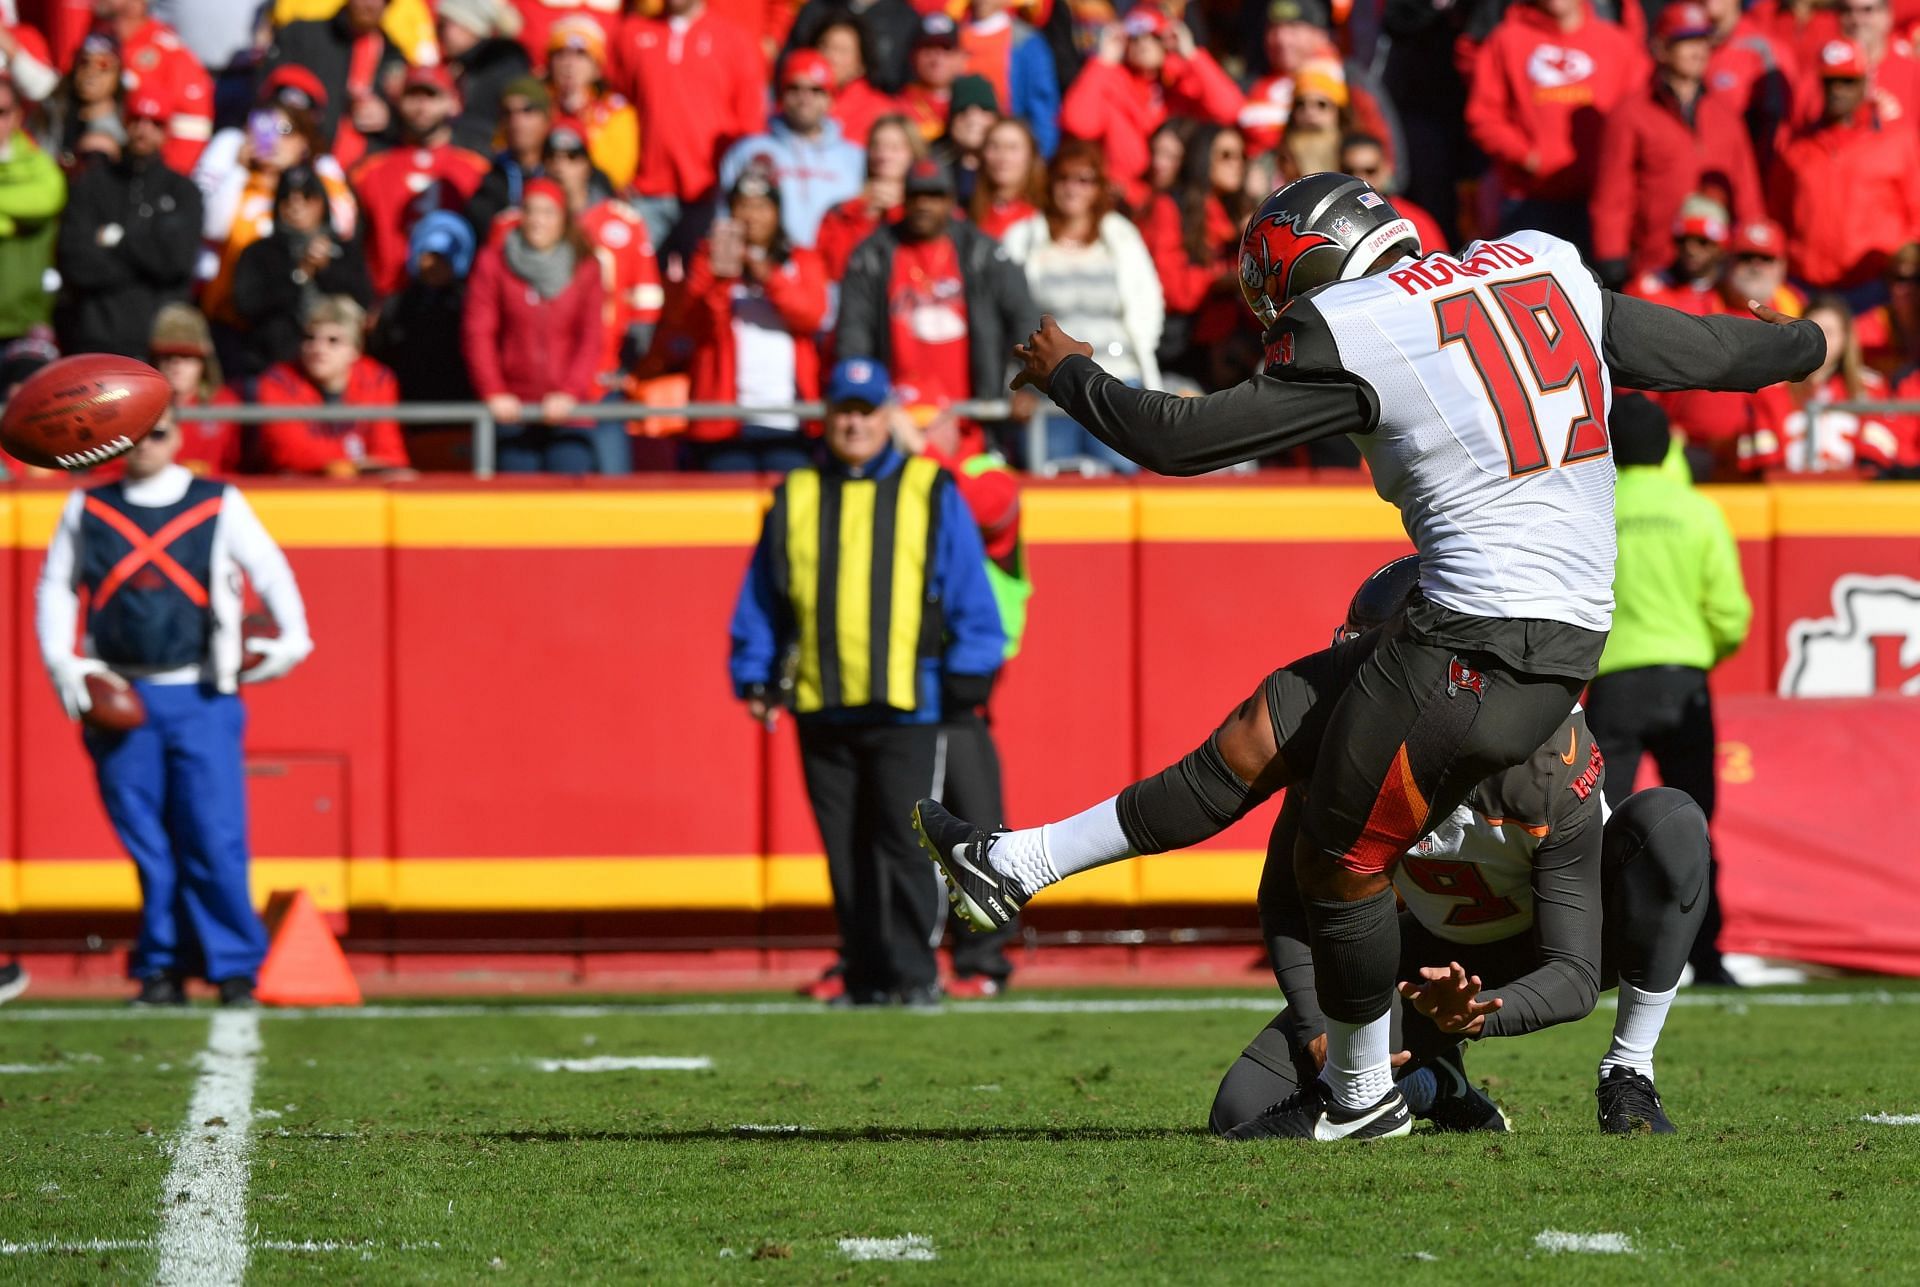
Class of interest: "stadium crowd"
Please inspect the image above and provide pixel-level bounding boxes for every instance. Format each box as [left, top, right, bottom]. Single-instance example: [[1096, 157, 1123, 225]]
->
[[0, 0, 1917, 477]]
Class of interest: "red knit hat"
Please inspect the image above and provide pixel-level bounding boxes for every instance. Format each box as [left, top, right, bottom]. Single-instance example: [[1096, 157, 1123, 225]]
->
[[522, 177, 565, 209]]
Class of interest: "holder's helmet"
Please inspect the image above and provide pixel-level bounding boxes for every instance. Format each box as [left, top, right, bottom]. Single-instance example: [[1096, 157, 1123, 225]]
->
[[1334, 554, 1421, 645], [1238, 172, 1423, 326]]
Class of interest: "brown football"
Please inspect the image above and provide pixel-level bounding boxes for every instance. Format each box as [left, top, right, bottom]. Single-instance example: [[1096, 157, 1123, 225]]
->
[[242, 613, 280, 671], [1, 353, 171, 471], [82, 672, 146, 732]]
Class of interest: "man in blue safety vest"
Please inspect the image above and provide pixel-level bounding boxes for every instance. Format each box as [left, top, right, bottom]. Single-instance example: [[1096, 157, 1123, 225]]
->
[[731, 358, 1006, 1006], [36, 410, 314, 1007]]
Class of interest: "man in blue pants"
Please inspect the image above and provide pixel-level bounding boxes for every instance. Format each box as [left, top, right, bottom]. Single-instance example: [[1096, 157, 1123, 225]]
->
[[36, 410, 314, 1007]]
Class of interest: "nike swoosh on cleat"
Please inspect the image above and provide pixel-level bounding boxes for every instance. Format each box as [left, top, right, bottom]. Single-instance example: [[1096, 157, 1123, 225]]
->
[[945, 846, 998, 888], [1312, 1099, 1405, 1141]]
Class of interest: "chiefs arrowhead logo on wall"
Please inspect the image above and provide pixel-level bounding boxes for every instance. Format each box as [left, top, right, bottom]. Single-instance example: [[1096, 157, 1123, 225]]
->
[[1781, 574, 1920, 696]]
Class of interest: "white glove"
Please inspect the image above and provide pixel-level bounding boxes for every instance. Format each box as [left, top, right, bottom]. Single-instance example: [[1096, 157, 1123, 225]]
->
[[240, 633, 311, 685], [49, 656, 114, 721]]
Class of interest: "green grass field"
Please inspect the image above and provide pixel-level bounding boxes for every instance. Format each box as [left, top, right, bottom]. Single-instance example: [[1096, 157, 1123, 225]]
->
[[4, 983, 1919, 1283]]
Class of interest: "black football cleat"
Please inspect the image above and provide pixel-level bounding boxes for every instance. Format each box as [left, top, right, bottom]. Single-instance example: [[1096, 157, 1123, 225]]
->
[[130, 974, 187, 1007], [217, 977, 258, 1009], [1596, 1066, 1676, 1135], [1223, 1081, 1412, 1142], [0, 963, 28, 1006], [1424, 1046, 1511, 1133], [912, 799, 1022, 932]]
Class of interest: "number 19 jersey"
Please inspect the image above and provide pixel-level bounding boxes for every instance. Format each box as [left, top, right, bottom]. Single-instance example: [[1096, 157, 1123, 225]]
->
[[1305, 230, 1616, 633]]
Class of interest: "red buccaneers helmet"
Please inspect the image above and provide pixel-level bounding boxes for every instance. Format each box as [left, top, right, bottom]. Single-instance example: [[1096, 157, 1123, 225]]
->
[[1238, 173, 1423, 326]]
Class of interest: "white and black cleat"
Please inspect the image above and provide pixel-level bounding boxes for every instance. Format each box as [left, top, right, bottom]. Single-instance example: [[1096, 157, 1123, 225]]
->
[[1596, 1066, 1676, 1135], [912, 798, 1022, 932], [1224, 1081, 1413, 1142], [0, 963, 27, 1006], [1423, 1046, 1511, 1133]]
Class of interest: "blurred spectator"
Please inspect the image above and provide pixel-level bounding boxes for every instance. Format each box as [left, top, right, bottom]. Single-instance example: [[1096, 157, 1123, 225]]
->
[[95, 0, 212, 174], [150, 0, 256, 84], [785, 0, 919, 93], [1376, 0, 1504, 249], [1467, 0, 1648, 249], [263, 0, 406, 172], [1744, 294, 1908, 472], [0, 77, 66, 344], [1270, 61, 1350, 186], [1059, 8, 1241, 209], [661, 169, 828, 472], [817, 15, 905, 145], [1767, 39, 1920, 294], [546, 128, 661, 378], [462, 178, 619, 473], [1240, 0, 1403, 168], [1590, 3, 1762, 288], [1627, 194, 1730, 311], [0, 7, 58, 103], [546, 16, 638, 194], [1139, 118, 1191, 215], [729, 358, 1004, 1008], [1755, 0, 1841, 69], [968, 116, 1043, 239], [1000, 140, 1162, 471], [55, 93, 202, 358], [370, 211, 477, 405], [1702, 0, 1800, 153], [466, 77, 551, 238], [438, 0, 533, 156], [256, 294, 410, 475], [900, 13, 969, 143], [39, 32, 123, 171], [1588, 393, 1750, 988], [1141, 124, 1249, 387], [229, 164, 374, 377], [817, 112, 921, 279], [614, 0, 768, 252], [0, 325, 53, 400], [838, 158, 1037, 409], [272, 0, 438, 67], [1339, 132, 1446, 254], [720, 50, 865, 248], [1856, 242, 1920, 374], [1830, 0, 1920, 123], [350, 66, 490, 298], [147, 304, 241, 476], [961, 0, 1060, 156], [511, 0, 623, 73], [194, 76, 357, 332], [931, 73, 997, 203]]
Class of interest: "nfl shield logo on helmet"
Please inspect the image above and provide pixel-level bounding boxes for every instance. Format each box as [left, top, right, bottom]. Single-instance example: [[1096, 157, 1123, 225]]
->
[[1331, 216, 1356, 238]]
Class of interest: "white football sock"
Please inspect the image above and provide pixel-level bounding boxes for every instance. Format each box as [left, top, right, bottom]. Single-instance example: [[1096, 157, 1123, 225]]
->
[[988, 796, 1135, 899], [1321, 1011, 1395, 1111], [1599, 982, 1676, 1081]]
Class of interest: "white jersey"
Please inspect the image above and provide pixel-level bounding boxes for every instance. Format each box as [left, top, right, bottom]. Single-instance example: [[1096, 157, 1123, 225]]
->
[[1309, 231, 1617, 632]]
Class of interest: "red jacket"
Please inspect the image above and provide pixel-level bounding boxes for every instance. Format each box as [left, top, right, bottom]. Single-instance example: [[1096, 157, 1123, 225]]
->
[[462, 238, 608, 405], [1590, 80, 1762, 277], [116, 17, 213, 174], [830, 77, 905, 146], [1706, 17, 1800, 145], [1792, 42, 1920, 125], [1753, 0, 1840, 73], [350, 141, 490, 297], [1060, 55, 1243, 203], [255, 358, 408, 474], [613, 11, 767, 202], [1140, 191, 1241, 347], [489, 201, 664, 380], [664, 242, 828, 441], [816, 196, 897, 280], [1768, 110, 1920, 289], [1743, 369, 1907, 472], [1466, 3, 1648, 203]]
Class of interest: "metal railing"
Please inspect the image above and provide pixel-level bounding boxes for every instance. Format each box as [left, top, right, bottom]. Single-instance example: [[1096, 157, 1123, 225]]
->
[[174, 398, 1024, 480]]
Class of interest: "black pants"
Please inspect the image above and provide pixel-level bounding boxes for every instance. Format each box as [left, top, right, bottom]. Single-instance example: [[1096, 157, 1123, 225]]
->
[[938, 714, 1018, 981], [1585, 666, 1724, 970], [798, 721, 944, 999]]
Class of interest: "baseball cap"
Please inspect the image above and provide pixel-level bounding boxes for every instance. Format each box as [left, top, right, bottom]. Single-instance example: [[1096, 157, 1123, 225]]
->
[[904, 158, 955, 196], [548, 14, 608, 63], [522, 176, 565, 209], [149, 303, 215, 359], [827, 358, 892, 408], [781, 49, 833, 89], [1673, 194, 1730, 244], [1819, 37, 1868, 78], [124, 89, 169, 122], [409, 209, 477, 279], [262, 64, 329, 112], [1730, 219, 1785, 258], [544, 124, 588, 156], [1123, 6, 1173, 38], [76, 31, 118, 61], [731, 163, 780, 202], [1294, 59, 1349, 107], [275, 162, 328, 206], [1266, 0, 1332, 29], [404, 64, 458, 95], [1655, 1, 1714, 41], [950, 73, 999, 115], [499, 75, 551, 111], [914, 12, 960, 48]]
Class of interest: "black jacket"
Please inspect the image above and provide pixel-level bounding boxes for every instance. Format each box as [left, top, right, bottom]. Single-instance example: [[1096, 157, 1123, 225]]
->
[[263, 13, 407, 153], [837, 218, 1037, 406], [228, 230, 375, 377], [369, 283, 474, 405], [782, 0, 919, 94], [449, 38, 533, 156], [54, 153, 202, 358]]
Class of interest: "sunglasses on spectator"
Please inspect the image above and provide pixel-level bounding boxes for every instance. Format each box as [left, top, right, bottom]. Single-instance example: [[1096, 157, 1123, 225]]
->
[[301, 331, 351, 346], [1892, 272, 1920, 284], [1296, 96, 1337, 112], [146, 424, 175, 441], [783, 82, 830, 95], [504, 102, 545, 116], [548, 147, 588, 160], [1841, 2, 1884, 12], [1056, 171, 1099, 186]]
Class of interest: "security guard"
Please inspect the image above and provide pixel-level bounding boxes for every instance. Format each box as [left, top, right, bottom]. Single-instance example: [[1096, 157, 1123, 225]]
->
[[1585, 394, 1752, 987], [37, 410, 314, 1006], [730, 359, 1005, 1007]]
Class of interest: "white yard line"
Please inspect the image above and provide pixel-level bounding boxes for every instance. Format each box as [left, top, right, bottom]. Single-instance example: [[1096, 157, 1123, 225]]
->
[[153, 1010, 260, 1287], [1861, 1112, 1920, 1125], [0, 1064, 67, 1073], [1534, 1231, 1636, 1255], [839, 1235, 937, 1262], [532, 1055, 712, 1072], [0, 1239, 150, 1255], [7, 988, 1920, 1023]]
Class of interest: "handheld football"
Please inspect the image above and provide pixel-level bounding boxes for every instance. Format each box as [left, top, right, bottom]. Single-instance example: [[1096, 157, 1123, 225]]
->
[[1, 354, 171, 470], [82, 672, 145, 732], [242, 613, 280, 672]]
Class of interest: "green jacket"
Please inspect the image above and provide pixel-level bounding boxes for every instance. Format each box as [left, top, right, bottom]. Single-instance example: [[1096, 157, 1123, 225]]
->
[[959, 451, 1031, 659], [1597, 458, 1752, 677], [0, 131, 65, 339]]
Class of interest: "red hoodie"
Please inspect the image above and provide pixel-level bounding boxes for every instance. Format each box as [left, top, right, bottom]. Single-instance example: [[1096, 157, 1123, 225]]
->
[[1466, 3, 1648, 203], [613, 10, 768, 202], [255, 358, 408, 475], [1768, 108, 1920, 289], [1060, 54, 1243, 204], [661, 243, 829, 442]]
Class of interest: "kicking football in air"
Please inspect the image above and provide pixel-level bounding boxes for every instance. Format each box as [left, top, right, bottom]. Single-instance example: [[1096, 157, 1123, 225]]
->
[[0, 353, 171, 471], [918, 171, 1825, 1141]]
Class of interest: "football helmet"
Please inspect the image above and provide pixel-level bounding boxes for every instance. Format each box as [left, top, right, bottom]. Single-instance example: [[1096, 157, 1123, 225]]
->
[[1238, 172, 1422, 326], [1335, 553, 1421, 644]]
